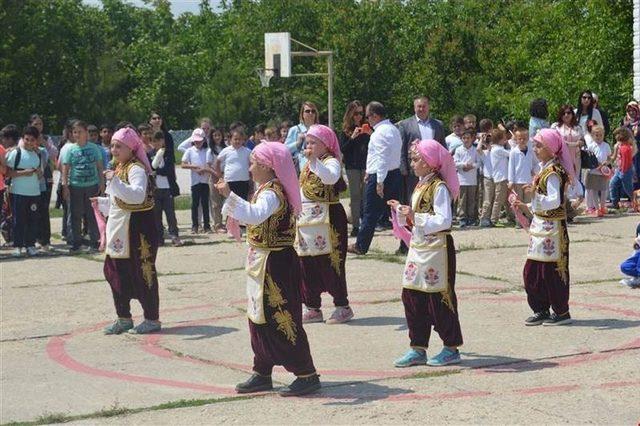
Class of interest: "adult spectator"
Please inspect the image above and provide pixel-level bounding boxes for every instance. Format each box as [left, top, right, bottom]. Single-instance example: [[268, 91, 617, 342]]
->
[[396, 96, 446, 254], [6, 126, 43, 257], [592, 93, 610, 137], [620, 101, 640, 189], [339, 100, 370, 237], [149, 111, 179, 196], [347, 101, 402, 255], [528, 98, 549, 139], [551, 105, 584, 181], [574, 90, 603, 135], [285, 101, 319, 173]]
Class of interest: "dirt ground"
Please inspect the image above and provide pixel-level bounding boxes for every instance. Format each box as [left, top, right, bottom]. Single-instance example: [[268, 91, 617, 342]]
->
[[1, 210, 639, 425]]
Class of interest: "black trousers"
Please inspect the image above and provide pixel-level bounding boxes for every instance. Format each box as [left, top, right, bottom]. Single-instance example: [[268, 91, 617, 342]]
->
[[228, 180, 250, 201], [191, 183, 210, 229], [12, 194, 39, 248], [37, 185, 52, 246]]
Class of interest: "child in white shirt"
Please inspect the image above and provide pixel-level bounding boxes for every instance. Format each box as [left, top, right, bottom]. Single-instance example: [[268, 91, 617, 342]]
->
[[489, 129, 510, 225], [585, 125, 611, 216], [216, 129, 252, 201], [453, 129, 479, 226], [508, 127, 538, 222], [182, 128, 215, 233], [151, 131, 182, 246], [446, 115, 464, 154]]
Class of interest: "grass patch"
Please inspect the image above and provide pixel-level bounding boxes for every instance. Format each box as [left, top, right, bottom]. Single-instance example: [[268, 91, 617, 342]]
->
[[174, 195, 191, 210], [219, 266, 244, 272], [457, 270, 510, 283], [403, 369, 461, 380], [7, 395, 260, 426], [368, 297, 401, 305]]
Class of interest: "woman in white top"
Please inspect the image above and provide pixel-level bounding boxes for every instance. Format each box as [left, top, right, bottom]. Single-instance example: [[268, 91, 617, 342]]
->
[[575, 90, 604, 136]]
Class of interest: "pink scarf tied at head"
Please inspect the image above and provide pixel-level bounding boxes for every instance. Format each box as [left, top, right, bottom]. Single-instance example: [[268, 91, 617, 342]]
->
[[306, 124, 342, 161], [415, 139, 460, 200], [533, 128, 576, 183], [252, 142, 302, 215], [112, 127, 152, 173]]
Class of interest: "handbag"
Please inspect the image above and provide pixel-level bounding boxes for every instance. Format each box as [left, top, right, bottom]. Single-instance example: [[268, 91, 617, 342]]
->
[[580, 149, 599, 169]]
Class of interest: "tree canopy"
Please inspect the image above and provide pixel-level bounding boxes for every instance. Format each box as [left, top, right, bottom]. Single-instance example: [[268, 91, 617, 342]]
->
[[0, 0, 634, 132]]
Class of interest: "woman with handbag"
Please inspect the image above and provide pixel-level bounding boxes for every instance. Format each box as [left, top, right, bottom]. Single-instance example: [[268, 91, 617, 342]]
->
[[552, 105, 585, 219]]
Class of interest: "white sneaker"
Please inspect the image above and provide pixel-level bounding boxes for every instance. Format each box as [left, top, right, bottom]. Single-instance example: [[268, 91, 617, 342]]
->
[[26, 247, 38, 256], [39, 244, 50, 253], [623, 277, 640, 288], [13, 248, 24, 257]]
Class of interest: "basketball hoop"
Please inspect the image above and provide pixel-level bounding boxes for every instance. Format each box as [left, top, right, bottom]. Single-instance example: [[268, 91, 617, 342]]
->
[[256, 68, 273, 88]]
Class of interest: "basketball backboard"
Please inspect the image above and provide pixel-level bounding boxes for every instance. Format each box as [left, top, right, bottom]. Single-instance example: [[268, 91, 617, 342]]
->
[[265, 32, 291, 78]]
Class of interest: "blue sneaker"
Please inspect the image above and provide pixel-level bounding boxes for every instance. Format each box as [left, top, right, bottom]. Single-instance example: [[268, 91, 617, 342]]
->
[[393, 349, 427, 368], [427, 347, 461, 366]]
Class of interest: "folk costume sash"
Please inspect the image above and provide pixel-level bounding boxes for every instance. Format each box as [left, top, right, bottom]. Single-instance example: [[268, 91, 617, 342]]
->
[[245, 180, 294, 324], [295, 157, 343, 257], [105, 161, 154, 259], [402, 176, 453, 310]]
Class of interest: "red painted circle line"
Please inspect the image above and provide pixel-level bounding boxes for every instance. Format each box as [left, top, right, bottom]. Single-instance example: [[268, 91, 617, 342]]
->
[[46, 293, 640, 401]]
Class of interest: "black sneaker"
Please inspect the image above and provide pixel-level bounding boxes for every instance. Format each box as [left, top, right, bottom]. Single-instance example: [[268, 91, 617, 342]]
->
[[279, 374, 321, 397], [350, 227, 359, 238], [543, 312, 572, 326], [525, 310, 550, 326], [235, 373, 273, 394]]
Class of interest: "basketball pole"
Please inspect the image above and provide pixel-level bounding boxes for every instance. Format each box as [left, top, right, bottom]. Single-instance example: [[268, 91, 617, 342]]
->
[[290, 38, 334, 129]]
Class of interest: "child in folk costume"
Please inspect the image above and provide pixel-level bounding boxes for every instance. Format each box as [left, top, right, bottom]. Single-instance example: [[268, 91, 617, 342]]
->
[[513, 128, 575, 326], [296, 125, 353, 324], [388, 139, 463, 368], [216, 142, 320, 397], [97, 128, 161, 335]]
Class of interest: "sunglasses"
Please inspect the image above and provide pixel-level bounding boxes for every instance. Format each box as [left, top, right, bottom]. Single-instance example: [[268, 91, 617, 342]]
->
[[582, 95, 592, 100], [304, 109, 317, 114]]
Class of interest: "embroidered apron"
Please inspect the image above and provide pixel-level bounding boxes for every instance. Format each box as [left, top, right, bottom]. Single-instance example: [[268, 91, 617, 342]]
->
[[294, 202, 332, 256], [527, 215, 561, 262], [245, 246, 271, 324], [402, 188, 448, 293], [105, 203, 131, 259]]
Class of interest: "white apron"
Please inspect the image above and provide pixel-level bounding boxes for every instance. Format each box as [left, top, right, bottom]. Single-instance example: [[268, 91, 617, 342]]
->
[[294, 202, 332, 256], [527, 214, 561, 262], [402, 188, 449, 293], [245, 246, 270, 324], [105, 203, 131, 259]]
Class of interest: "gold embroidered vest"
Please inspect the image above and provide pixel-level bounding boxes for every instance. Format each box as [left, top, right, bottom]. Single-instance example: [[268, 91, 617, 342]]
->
[[534, 162, 567, 219], [414, 176, 447, 217], [299, 155, 343, 203], [114, 160, 155, 212], [247, 180, 296, 249]]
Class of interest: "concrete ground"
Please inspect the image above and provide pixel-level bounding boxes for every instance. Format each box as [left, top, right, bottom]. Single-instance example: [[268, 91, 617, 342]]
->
[[1, 209, 639, 425]]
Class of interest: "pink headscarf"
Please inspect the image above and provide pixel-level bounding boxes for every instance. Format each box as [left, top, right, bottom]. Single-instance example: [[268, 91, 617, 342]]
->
[[533, 128, 576, 182], [306, 124, 342, 161], [252, 142, 302, 215], [112, 128, 152, 172], [415, 139, 460, 200]]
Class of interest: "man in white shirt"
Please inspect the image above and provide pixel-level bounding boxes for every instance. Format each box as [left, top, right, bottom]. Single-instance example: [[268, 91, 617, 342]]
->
[[347, 102, 402, 255]]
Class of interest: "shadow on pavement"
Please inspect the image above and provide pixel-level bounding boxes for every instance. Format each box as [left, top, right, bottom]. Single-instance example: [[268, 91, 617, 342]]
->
[[462, 352, 558, 373], [566, 318, 640, 330], [346, 316, 407, 327], [159, 325, 238, 341], [304, 381, 414, 405]]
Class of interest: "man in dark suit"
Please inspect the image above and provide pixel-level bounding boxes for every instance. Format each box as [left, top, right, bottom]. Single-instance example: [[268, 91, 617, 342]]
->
[[395, 96, 447, 254]]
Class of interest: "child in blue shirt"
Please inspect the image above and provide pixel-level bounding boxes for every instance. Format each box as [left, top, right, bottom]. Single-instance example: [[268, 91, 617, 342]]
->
[[619, 222, 640, 288]]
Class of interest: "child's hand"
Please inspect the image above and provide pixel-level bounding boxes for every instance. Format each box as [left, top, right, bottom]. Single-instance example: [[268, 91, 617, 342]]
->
[[215, 180, 230, 197], [398, 205, 414, 221], [387, 199, 400, 210]]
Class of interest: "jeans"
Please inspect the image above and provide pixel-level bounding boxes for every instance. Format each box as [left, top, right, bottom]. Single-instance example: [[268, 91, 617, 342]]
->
[[620, 250, 640, 277], [609, 169, 633, 204], [153, 188, 179, 239], [69, 185, 99, 249], [355, 169, 402, 254], [11, 194, 39, 248], [191, 183, 210, 229], [37, 185, 52, 246], [346, 169, 365, 229]]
